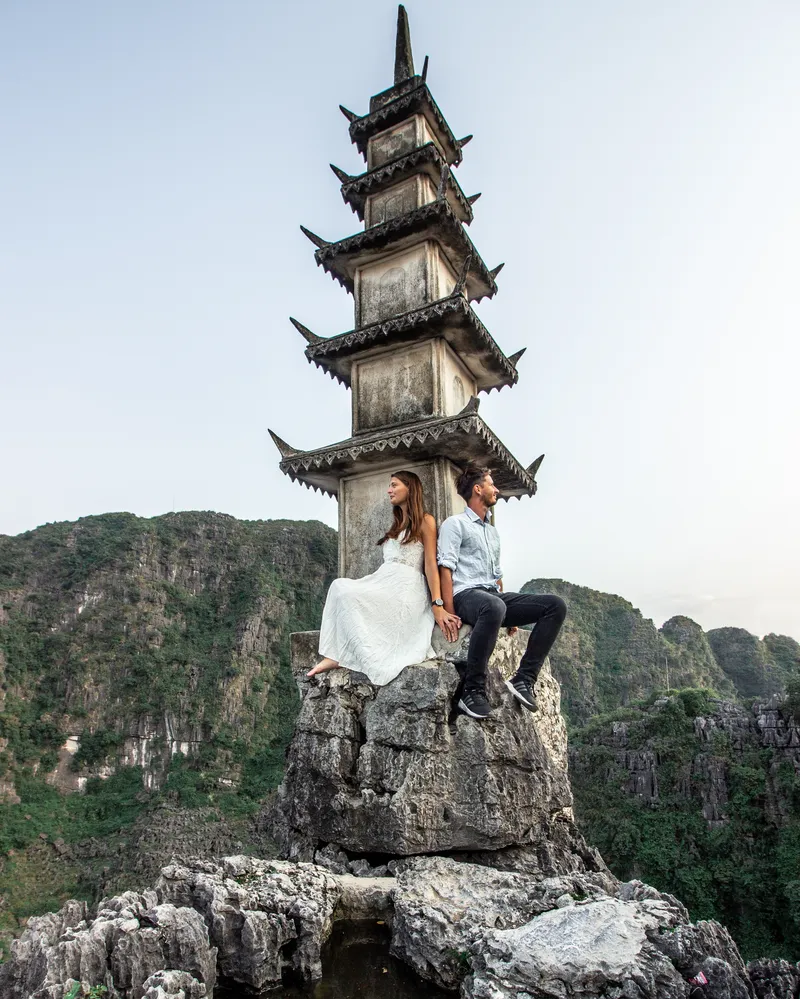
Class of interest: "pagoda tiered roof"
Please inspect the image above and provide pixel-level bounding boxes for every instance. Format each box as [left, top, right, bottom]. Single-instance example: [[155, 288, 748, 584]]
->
[[298, 294, 521, 391], [348, 80, 465, 166], [336, 142, 474, 224], [270, 405, 539, 500], [309, 199, 500, 302]]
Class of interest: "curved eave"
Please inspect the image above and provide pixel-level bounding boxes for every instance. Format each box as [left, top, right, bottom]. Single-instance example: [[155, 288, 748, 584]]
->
[[340, 143, 472, 224], [304, 294, 518, 392], [313, 201, 497, 303], [277, 413, 537, 499], [349, 83, 462, 165]]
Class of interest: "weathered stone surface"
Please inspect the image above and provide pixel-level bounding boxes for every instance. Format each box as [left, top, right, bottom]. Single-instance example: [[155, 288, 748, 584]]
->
[[390, 855, 615, 990], [390, 857, 754, 998], [270, 631, 595, 867], [467, 897, 689, 998], [2, 853, 764, 999], [333, 875, 394, 923], [0, 891, 215, 999], [156, 855, 341, 989], [747, 958, 800, 998], [141, 969, 207, 998]]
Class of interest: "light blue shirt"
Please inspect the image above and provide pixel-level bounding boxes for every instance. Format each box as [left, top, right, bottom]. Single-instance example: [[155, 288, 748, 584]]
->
[[437, 507, 503, 597]]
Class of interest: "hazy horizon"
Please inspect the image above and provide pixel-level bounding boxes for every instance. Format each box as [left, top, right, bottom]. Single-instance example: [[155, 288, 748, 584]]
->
[[2, 2, 798, 640]]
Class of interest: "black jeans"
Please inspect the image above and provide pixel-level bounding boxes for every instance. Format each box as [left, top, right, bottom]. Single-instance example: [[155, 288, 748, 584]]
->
[[453, 588, 567, 691]]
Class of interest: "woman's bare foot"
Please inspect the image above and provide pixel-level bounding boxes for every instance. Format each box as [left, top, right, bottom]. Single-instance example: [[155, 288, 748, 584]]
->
[[306, 657, 341, 677]]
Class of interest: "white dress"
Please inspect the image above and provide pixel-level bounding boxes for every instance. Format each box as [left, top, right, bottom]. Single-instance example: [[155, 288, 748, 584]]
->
[[318, 533, 436, 685]]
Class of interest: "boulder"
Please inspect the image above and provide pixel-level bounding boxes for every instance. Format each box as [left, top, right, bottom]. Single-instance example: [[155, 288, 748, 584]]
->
[[390, 855, 614, 991], [389, 856, 754, 998], [156, 855, 341, 989], [0, 892, 215, 999], [268, 629, 596, 869], [141, 969, 207, 998], [747, 958, 800, 998]]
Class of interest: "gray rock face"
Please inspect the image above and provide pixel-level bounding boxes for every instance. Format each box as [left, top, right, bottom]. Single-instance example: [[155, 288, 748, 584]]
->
[[0, 891, 216, 999], [747, 958, 800, 998], [269, 630, 596, 868], [141, 969, 207, 998], [390, 857, 754, 999], [156, 856, 341, 990], [390, 855, 616, 991], [1, 853, 765, 999]]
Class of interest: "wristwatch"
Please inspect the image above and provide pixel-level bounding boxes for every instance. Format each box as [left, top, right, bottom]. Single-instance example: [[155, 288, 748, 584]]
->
[[432, 599, 444, 607]]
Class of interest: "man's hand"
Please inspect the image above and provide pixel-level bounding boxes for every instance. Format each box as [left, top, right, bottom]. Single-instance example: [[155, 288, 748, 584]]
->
[[434, 606, 462, 643]]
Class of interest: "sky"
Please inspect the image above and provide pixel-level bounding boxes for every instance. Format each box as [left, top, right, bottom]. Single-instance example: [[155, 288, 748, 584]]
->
[[1, 1, 798, 639]]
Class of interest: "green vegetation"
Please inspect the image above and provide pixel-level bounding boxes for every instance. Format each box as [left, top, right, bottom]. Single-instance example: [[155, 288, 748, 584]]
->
[[522, 579, 736, 721], [570, 691, 800, 960], [2, 517, 799, 967], [0, 511, 336, 947], [707, 627, 799, 700]]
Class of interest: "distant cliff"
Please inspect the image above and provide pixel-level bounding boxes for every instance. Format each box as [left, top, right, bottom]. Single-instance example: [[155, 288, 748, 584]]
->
[[0, 511, 336, 800], [521, 579, 736, 720], [568, 691, 800, 960], [522, 578, 799, 721]]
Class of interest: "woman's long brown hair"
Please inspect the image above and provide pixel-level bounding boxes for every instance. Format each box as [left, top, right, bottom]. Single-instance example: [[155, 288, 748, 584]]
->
[[377, 470, 426, 546]]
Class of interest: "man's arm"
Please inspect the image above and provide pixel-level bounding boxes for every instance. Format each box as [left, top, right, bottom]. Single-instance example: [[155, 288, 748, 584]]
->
[[437, 517, 460, 615], [440, 566, 456, 615]]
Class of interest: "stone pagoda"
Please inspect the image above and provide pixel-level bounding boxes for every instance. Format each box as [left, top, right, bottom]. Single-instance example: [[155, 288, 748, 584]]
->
[[270, 6, 543, 580]]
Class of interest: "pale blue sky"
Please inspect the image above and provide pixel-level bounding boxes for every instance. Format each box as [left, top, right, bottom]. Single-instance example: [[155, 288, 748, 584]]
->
[[1, 1, 798, 639]]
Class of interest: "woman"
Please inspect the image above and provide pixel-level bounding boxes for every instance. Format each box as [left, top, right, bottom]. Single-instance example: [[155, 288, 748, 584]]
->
[[307, 470, 461, 684]]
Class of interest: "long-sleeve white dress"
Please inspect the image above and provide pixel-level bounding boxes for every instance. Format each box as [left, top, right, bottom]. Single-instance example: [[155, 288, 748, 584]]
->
[[318, 533, 436, 685]]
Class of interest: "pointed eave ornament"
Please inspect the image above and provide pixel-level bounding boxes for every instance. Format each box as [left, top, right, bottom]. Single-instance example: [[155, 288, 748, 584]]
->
[[395, 5, 415, 84]]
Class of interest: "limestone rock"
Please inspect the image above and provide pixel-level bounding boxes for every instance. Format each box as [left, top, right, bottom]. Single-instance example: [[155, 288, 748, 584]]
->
[[141, 969, 207, 998], [747, 958, 800, 998], [156, 855, 341, 988], [389, 857, 753, 998], [269, 630, 595, 867], [0, 892, 215, 999], [390, 855, 615, 990]]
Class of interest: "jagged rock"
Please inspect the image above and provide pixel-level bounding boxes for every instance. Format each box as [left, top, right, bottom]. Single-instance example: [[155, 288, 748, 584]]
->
[[389, 856, 754, 998], [390, 855, 616, 990], [314, 842, 351, 874], [747, 958, 800, 998], [141, 969, 207, 998], [333, 875, 394, 922], [0, 891, 216, 999], [268, 630, 596, 868], [156, 855, 341, 989]]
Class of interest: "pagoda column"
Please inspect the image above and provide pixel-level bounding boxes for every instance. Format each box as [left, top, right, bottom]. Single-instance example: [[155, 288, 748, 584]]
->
[[270, 5, 542, 580]]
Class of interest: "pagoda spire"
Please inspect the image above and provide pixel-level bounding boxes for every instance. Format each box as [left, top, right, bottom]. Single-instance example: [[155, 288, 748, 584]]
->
[[394, 5, 415, 84]]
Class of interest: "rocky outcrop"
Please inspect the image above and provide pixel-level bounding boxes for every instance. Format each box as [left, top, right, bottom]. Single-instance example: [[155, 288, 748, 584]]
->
[[393, 856, 753, 998], [747, 958, 800, 998], [156, 856, 341, 990], [0, 891, 216, 999], [268, 629, 597, 869], [1, 853, 764, 999]]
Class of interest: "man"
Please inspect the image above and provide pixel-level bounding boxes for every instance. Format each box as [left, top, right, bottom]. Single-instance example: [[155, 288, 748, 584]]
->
[[436, 463, 566, 719]]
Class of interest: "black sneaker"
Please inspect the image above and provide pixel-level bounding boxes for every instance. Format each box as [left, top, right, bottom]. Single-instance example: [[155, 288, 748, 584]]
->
[[505, 674, 537, 711], [458, 689, 491, 719]]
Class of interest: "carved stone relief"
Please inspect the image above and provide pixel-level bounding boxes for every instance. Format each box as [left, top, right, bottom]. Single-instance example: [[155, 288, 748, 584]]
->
[[354, 341, 435, 432], [357, 245, 430, 326], [368, 119, 419, 169]]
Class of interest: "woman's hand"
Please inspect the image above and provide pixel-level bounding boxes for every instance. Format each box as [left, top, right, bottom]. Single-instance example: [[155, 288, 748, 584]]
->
[[433, 605, 461, 643]]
